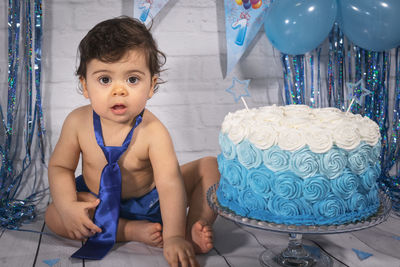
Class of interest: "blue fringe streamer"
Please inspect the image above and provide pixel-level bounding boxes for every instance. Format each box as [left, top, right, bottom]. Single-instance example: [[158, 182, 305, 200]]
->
[[0, 0, 46, 230]]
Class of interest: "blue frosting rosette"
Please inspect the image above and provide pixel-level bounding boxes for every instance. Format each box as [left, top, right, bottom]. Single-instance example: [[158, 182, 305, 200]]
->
[[331, 169, 360, 199], [219, 133, 236, 160], [262, 145, 290, 172], [223, 159, 247, 190], [290, 147, 319, 178], [347, 144, 370, 175], [239, 188, 268, 211], [216, 179, 239, 203], [246, 166, 273, 196], [347, 192, 368, 212], [237, 139, 263, 169], [268, 195, 300, 216], [360, 165, 379, 191], [303, 175, 331, 202], [313, 194, 347, 218], [273, 172, 303, 199], [319, 147, 347, 179], [268, 195, 313, 217], [217, 154, 225, 175]]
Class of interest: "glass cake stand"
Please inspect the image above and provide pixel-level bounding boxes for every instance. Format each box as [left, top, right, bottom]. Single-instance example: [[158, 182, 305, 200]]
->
[[207, 184, 392, 267]]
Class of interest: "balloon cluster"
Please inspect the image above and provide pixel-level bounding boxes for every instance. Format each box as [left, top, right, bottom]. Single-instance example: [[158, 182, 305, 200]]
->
[[235, 0, 262, 10], [264, 0, 400, 55]]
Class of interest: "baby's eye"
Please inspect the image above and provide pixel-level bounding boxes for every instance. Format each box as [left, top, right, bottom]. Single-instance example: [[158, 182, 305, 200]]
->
[[99, 76, 111, 84], [127, 76, 139, 84]]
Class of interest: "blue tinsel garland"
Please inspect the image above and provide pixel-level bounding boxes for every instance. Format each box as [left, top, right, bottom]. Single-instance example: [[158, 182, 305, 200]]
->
[[0, 0, 45, 230]]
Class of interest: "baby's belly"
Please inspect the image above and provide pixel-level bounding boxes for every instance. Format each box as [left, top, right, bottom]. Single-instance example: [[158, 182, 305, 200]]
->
[[82, 165, 155, 200], [120, 169, 156, 199]]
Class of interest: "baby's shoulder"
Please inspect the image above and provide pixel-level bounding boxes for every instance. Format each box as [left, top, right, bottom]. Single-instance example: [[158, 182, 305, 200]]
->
[[62, 105, 92, 130], [141, 109, 170, 138]]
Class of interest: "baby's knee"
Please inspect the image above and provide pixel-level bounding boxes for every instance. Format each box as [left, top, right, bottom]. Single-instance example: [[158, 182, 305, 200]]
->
[[199, 156, 220, 179], [199, 156, 218, 169]]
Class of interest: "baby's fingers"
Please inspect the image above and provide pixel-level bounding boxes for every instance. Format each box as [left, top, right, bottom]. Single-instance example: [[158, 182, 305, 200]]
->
[[83, 217, 102, 233], [166, 253, 179, 267], [178, 250, 198, 267], [85, 198, 100, 209]]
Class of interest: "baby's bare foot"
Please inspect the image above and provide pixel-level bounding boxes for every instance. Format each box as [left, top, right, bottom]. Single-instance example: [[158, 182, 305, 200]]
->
[[190, 220, 213, 253], [126, 220, 163, 248]]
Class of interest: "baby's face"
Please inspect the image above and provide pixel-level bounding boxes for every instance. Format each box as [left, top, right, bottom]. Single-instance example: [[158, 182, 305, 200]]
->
[[81, 49, 157, 124]]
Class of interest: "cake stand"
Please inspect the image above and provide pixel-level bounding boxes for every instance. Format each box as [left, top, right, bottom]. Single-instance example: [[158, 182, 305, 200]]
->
[[207, 184, 392, 267]]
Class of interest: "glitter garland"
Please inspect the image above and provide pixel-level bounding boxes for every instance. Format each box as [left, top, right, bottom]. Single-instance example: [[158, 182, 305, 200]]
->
[[0, 0, 45, 229], [281, 54, 306, 105]]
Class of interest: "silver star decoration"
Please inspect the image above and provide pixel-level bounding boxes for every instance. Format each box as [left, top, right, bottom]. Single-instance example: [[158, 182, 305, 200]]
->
[[346, 79, 372, 105], [225, 77, 251, 103]]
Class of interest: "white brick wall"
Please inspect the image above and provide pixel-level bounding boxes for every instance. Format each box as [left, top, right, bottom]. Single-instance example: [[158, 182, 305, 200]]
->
[[1, 1, 282, 174]]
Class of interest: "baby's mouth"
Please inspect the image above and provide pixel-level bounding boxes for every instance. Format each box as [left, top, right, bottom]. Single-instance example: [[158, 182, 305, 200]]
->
[[112, 104, 126, 110], [111, 104, 127, 114]]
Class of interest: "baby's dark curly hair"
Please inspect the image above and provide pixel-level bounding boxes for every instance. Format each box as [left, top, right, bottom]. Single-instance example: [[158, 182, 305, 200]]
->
[[76, 16, 166, 92]]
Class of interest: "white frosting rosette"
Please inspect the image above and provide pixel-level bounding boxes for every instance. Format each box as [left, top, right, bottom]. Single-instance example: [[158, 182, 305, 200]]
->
[[313, 108, 343, 127], [284, 104, 311, 115], [333, 121, 361, 150], [304, 126, 333, 153], [280, 116, 311, 130], [277, 127, 306, 151], [259, 105, 284, 116], [357, 117, 380, 146], [255, 109, 284, 124], [227, 120, 249, 144], [247, 125, 277, 150]]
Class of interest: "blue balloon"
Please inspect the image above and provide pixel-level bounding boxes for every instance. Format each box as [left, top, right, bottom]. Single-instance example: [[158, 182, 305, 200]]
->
[[338, 0, 400, 51], [264, 0, 337, 55]]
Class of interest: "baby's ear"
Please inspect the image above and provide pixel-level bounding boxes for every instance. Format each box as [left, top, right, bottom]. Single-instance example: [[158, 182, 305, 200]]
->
[[80, 77, 89, 98], [148, 76, 158, 99]]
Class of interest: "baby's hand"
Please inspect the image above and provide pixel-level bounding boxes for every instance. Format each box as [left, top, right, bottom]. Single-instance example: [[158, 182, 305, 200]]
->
[[163, 236, 199, 267], [60, 199, 102, 240]]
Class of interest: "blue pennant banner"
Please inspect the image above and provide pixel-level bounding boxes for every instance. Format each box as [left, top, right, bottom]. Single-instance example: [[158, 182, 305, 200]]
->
[[43, 259, 60, 267], [134, 0, 169, 25], [224, 0, 269, 74], [352, 248, 373, 261]]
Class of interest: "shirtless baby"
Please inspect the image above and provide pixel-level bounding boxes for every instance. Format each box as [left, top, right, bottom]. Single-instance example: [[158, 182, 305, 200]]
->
[[45, 16, 220, 267]]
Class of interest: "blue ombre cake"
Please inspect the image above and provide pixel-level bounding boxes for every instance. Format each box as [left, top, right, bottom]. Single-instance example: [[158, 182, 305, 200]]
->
[[216, 105, 381, 225]]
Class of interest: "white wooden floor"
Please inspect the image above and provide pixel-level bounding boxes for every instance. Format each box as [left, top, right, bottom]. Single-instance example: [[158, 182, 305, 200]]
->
[[1, 199, 400, 267]]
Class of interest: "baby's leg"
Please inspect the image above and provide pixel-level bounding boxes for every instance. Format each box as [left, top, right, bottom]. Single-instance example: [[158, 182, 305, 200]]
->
[[46, 193, 163, 247], [181, 156, 220, 253]]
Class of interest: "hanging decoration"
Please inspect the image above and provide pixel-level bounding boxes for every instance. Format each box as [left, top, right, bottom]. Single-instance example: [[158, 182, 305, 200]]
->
[[224, 0, 269, 74], [264, 0, 337, 55], [0, 0, 46, 229], [133, 0, 169, 25], [338, 0, 400, 52]]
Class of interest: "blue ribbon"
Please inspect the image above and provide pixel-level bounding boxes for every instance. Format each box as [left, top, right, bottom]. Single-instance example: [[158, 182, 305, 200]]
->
[[72, 110, 143, 260]]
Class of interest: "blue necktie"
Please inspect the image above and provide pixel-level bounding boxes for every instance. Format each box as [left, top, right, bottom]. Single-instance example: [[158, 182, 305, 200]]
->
[[71, 110, 143, 260]]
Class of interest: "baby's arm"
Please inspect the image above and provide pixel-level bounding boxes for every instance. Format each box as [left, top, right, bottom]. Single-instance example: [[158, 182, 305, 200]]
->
[[148, 122, 198, 267], [47, 109, 101, 239]]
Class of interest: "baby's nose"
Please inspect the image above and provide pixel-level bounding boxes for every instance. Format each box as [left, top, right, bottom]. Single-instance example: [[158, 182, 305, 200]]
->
[[112, 86, 128, 96]]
